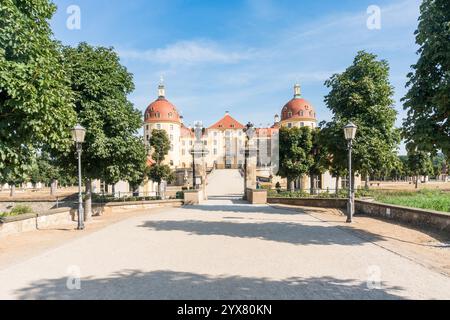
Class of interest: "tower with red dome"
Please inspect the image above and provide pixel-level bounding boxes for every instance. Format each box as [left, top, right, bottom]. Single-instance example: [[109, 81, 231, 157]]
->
[[143, 80, 182, 168], [275, 84, 317, 129]]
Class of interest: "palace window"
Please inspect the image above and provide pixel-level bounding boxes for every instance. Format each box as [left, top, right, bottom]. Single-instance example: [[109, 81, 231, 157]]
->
[[300, 111, 304, 116], [214, 148, 218, 155], [170, 125, 174, 130], [157, 124, 161, 129], [288, 112, 292, 118], [287, 123, 292, 128], [156, 112, 161, 118]]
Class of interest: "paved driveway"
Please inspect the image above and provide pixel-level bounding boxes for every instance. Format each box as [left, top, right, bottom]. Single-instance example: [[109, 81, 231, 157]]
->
[[0, 198, 449, 300]]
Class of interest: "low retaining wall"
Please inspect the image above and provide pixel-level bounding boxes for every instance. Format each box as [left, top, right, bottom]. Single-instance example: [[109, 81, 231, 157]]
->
[[0, 199, 184, 238], [0, 207, 75, 238], [267, 197, 450, 233], [355, 200, 450, 233], [97, 199, 183, 213], [268, 197, 348, 209]]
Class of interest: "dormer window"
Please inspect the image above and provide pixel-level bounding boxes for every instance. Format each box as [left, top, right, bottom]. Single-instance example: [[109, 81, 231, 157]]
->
[[287, 112, 292, 118], [300, 111, 304, 116], [168, 112, 173, 118], [156, 112, 161, 118]]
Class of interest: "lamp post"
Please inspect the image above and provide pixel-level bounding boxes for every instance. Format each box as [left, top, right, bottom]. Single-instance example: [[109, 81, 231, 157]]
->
[[72, 124, 86, 230], [243, 122, 255, 200], [344, 122, 357, 223]]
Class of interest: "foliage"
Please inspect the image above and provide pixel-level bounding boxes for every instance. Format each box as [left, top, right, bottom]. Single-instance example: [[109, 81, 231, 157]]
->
[[1, 205, 33, 218], [148, 129, 173, 186], [278, 126, 314, 188], [323, 51, 401, 181], [58, 43, 146, 186], [402, 0, 450, 158], [0, 0, 76, 185], [149, 130, 171, 164], [406, 144, 434, 178]]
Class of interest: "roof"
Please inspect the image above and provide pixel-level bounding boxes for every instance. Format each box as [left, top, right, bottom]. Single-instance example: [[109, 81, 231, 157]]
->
[[144, 97, 181, 123], [208, 113, 245, 130], [281, 98, 317, 122]]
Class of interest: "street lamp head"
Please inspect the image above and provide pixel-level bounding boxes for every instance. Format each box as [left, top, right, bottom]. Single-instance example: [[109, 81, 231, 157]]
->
[[71, 124, 86, 144], [344, 122, 357, 141]]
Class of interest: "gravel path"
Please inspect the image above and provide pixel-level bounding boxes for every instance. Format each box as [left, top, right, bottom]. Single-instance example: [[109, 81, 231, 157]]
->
[[0, 197, 449, 300]]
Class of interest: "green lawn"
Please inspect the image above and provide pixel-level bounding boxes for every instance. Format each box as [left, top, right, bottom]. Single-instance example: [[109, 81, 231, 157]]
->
[[373, 189, 450, 213], [268, 188, 450, 213]]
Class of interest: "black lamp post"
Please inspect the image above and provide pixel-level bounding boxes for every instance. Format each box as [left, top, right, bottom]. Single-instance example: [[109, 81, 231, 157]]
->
[[71, 124, 86, 230], [344, 122, 357, 223], [243, 122, 255, 199]]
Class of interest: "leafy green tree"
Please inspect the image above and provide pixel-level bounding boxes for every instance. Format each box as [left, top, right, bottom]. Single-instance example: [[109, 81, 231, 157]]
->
[[58, 43, 146, 217], [403, 0, 450, 158], [309, 128, 328, 194], [318, 121, 348, 193], [323, 51, 401, 191], [148, 130, 173, 195], [0, 0, 76, 193], [406, 143, 434, 189], [278, 126, 314, 192]]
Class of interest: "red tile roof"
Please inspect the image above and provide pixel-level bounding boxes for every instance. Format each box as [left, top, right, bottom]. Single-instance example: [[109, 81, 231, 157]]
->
[[208, 113, 244, 130]]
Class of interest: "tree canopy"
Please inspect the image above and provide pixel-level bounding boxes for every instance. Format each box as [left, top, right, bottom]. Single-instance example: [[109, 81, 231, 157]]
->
[[0, 0, 76, 185], [403, 0, 450, 159], [59, 43, 146, 186], [323, 51, 401, 183], [278, 126, 314, 191]]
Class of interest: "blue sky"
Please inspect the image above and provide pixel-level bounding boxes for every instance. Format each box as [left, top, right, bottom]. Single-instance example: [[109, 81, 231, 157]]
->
[[51, 0, 422, 154]]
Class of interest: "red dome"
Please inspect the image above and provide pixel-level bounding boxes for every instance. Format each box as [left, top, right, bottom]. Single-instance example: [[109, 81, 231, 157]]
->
[[281, 98, 316, 122], [144, 97, 181, 123]]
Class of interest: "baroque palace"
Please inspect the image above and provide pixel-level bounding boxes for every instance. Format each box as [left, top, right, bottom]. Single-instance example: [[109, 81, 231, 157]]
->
[[141, 80, 356, 195]]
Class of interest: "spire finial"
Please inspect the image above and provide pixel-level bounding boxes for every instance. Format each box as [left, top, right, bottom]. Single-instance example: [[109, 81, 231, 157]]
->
[[294, 83, 301, 98], [158, 76, 165, 98]]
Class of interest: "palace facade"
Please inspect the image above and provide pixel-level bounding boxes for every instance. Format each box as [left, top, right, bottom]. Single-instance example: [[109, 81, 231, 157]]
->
[[143, 81, 356, 191]]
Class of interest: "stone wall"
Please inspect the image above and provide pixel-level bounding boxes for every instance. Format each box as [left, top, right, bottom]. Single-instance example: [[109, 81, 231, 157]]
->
[[0, 200, 75, 213], [0, 199, 184, 238], [0, 208, 75, 238], [355, 200, 450, 233], [267, 197, 348, 209], [267, 197, 450, 233]]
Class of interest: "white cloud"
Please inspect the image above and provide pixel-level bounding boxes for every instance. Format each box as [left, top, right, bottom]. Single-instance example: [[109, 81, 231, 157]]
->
[[119, 40, 252, 65]]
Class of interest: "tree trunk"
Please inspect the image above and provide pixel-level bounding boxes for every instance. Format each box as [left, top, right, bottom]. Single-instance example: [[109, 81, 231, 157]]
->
[[365, 174, 369, 189], [9, 184, 15, 197], [50, 179, 57, 196], [415, 175, 419, 189], [84, 179, 92, 221], [335, 175, 340, 195], [289, 179, 295, 192]]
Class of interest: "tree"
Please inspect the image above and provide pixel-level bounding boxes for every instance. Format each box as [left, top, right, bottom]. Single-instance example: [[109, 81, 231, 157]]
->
[[406, 145, 433, 189], [29, 151, 60, 194], [318, 121, 348, 194], [0, 0, 76, 193], [278, 126, 314, 192], [59, 43, 146, 218], [148, 130, 173, 196], [403, 0, 450, 159], [309, 128, 328, 194], [323, 51, 401, 191]]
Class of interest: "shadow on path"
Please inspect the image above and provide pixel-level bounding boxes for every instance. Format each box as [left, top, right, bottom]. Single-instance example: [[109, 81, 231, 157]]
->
[[14, 269, 404, 300], [139, 219, 384, 246]]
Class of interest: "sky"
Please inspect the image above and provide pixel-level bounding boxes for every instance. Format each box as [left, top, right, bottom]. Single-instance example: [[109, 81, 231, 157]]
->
[[50, 0, 423, 154]]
